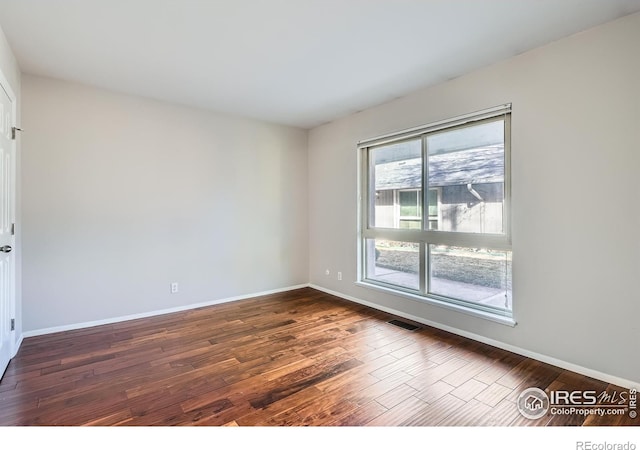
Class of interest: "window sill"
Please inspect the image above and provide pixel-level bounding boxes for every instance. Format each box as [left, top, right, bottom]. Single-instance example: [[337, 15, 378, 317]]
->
[[355, 280, 517, 327]]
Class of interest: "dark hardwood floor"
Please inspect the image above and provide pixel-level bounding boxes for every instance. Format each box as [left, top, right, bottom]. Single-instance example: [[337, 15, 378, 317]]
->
[[0, 288, 636, 426]]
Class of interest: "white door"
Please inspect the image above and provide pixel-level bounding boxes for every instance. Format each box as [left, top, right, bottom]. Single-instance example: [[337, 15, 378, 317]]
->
[[0, 79, 15, 378]]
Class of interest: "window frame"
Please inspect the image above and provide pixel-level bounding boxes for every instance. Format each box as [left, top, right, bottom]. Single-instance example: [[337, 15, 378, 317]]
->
[[357, 104, 514, 324]]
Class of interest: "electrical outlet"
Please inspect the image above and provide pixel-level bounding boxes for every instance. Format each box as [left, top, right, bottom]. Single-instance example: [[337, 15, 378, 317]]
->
[[337, 272, 342, 281], [325, 269, 330, 276], [170, 282, 179, 294]]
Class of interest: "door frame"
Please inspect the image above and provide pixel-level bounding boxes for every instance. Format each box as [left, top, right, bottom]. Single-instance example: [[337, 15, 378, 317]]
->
[[0, 65, 18, 361]]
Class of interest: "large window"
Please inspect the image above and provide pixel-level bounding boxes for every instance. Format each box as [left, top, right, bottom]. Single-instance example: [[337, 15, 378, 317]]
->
[[359, 105, 513, 322]]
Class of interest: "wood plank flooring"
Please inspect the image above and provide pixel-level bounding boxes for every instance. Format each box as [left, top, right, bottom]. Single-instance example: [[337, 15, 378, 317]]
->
[[0, 287, 636, 426]]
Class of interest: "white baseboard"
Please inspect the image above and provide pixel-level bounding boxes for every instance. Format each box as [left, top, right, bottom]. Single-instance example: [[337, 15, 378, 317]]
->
[[22, 283, 310, 338], [11, 333, 23, 358], [309, 283, 640, 391]]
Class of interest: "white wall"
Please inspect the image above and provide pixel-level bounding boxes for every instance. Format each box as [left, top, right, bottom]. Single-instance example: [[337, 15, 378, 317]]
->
[[0, 25, 21, 352], [308, 13, 640, 384], [22, 75, 308, 331]]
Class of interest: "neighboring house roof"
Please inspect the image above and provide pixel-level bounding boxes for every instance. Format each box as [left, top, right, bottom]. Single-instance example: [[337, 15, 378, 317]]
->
[[374, 146, 504, 190]]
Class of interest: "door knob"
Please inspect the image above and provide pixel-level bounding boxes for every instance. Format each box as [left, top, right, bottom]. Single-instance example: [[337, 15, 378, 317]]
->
[[0, 245, 12, 253]]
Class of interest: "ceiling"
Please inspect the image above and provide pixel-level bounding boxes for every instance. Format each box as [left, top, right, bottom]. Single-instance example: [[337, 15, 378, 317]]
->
[[1, 0, 639, 129]]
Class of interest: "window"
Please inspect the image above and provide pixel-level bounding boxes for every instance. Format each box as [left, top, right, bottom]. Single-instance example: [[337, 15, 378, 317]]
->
[[398, 190, 421, 229], [358, 105, 513, 323], [427, 188, 439, 230]]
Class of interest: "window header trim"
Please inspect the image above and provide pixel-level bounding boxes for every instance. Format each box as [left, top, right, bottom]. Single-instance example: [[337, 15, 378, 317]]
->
[[357, 103, 512, 149]]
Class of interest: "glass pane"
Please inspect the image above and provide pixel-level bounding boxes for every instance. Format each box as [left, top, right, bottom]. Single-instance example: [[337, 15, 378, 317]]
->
[[399, 220, 421, 229], [370, 139, 422, 229], [399, 190, 420, 217], [427, 120, 504, 234], [428, 245, 512, 312], [365, 239, 419, 290]]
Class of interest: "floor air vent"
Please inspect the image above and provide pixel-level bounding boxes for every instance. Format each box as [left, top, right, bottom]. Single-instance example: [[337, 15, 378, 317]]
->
[[388, 319, 420, 331]]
